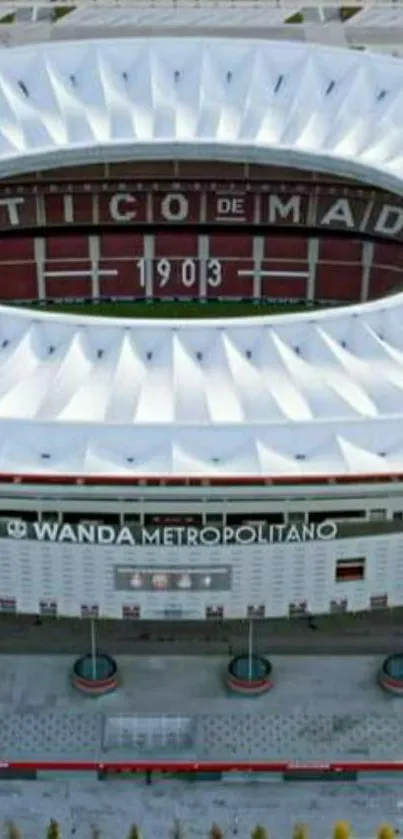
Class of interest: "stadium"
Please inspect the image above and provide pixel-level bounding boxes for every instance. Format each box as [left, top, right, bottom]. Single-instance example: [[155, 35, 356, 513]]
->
[[3, 10, 403, 835], [2, 36, 403, 622]]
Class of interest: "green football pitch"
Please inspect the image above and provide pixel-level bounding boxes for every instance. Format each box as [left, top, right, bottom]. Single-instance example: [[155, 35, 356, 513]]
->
[[20, 300, 326, 319]]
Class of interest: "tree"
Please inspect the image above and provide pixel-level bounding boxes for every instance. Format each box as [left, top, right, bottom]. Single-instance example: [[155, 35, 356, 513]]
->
[[332, 822, 351, 839], [46, 820, 61, 839], [208, 825, 224, 839], [251, 826, 268, 839], [293, 824, 310, 839], [5, 822, 22, 839], [127, 828, 142, 839], [377, 826, 397, 839]]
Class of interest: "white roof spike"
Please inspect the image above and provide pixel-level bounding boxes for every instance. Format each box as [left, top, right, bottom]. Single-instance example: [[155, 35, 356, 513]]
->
[[0, 298, 402, 477], [1, 38, 403, 190]]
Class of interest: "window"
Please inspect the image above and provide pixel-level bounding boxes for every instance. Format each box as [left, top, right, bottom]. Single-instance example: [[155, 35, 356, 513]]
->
[[41, 513, 59, 523], [63, 513, 118, 525], [244, 514, 284, 525], [39, 600, 57, 616], [266, 513, 285, 525], [227, 513, 284, 526], [335, 557, 365, 582], [287, 512, 305, 523], [206, 605, 224, 619], [163, 608, 184, 619], [370, 509, 387, 521], [226, 514, 246, 526], [123, 514, 141, 524], [80, 604, 99, 618], [393, 512, 403, 521], [330, 598, 348, 614], [0, 510, 38, 522], [247, 604, 265, 618], [122, 605, 140, 619], [288, 601, 307, 617], [144, 514, 202, 526], [0, 597, 16, 614], [309, 509, 365, 523], [370, 594, 388, 610]]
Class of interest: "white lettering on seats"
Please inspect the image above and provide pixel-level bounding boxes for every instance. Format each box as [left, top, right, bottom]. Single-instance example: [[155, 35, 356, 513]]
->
[[268, 195, 301, 224], [320, 198, 355, 229], [216, 197, 245, 220], [374, 204, 403, 237], [136, 258, 223, 289], [109, 193, 137, 222], [160, 193, 189, 222], [0, 197, 25, 226]]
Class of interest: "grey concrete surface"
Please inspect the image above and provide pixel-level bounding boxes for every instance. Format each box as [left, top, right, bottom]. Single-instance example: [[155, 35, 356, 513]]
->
[[0, 653, 400, 833], [3, 778, 403, 839], [0, 610, 402, 655], [0, 653, 392, 715], [0, 654, 401, 761]]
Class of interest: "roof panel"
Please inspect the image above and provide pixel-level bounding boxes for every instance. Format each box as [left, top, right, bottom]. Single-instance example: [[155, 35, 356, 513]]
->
[[0, 37, 402, 194], [0, 295, 401, 477]]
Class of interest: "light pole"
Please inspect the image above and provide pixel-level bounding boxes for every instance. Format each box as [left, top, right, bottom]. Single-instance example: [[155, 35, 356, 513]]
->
[[248, 618, 254, 682], [90, 617, 97, 680]]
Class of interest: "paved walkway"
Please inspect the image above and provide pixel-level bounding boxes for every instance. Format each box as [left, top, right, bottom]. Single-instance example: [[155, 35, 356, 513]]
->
[[0, 611, 402, 655], [2, 777, 403, 839], [0, 654, 400, 760], [0, 653, 400, 836]]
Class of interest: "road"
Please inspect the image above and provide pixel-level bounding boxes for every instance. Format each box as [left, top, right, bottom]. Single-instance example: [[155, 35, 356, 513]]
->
[[0, 610, 403, 655]]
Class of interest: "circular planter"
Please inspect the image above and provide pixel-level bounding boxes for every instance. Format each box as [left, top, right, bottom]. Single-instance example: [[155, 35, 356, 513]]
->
[[226, 654, 273, 696], [72, 653, 119, 696], [379, 653, 403, 695]]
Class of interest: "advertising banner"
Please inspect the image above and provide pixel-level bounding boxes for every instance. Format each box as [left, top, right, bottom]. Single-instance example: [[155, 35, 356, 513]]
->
[[1, 518, 338, 546]]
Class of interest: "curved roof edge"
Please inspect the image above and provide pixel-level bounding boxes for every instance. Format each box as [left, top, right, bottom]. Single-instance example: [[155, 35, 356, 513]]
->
[[0, 38, 403, 195], [0, 286, 397, 329], [0, 293, 402, 484]]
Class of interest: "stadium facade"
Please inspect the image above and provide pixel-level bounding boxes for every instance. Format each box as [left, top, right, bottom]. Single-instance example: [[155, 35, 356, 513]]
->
[[1, 37, 403, 621]]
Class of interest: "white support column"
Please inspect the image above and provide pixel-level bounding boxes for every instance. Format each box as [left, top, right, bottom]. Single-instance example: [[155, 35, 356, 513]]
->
[[62, 195, 74, 225], [146, 193, 153, 224], [143, 234, 154, 299], [199, 192, 207, 224], [198, 234, 209, 299], [307, 237, 319, 302], [252, 236, 264, 299], [253, 193, 261, 225], [34, 237, 46, 301], [92, 192, 99, 225], [89, 235, 100, 300], [361, 240, 373, 302], [35, 192, 46, 227]]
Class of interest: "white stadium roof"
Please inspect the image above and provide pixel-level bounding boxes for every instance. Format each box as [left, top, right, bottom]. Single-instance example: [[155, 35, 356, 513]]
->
[[2, 37, 403, 483], [3, 296, 403, 482], [2, 37, 403, 194]]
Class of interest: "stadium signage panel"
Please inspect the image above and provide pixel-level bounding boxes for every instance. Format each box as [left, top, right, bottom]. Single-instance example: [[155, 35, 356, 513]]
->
[[3, 519, 338, 545], [1, 184, 403, 240], [114, 565, 232, 591]]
